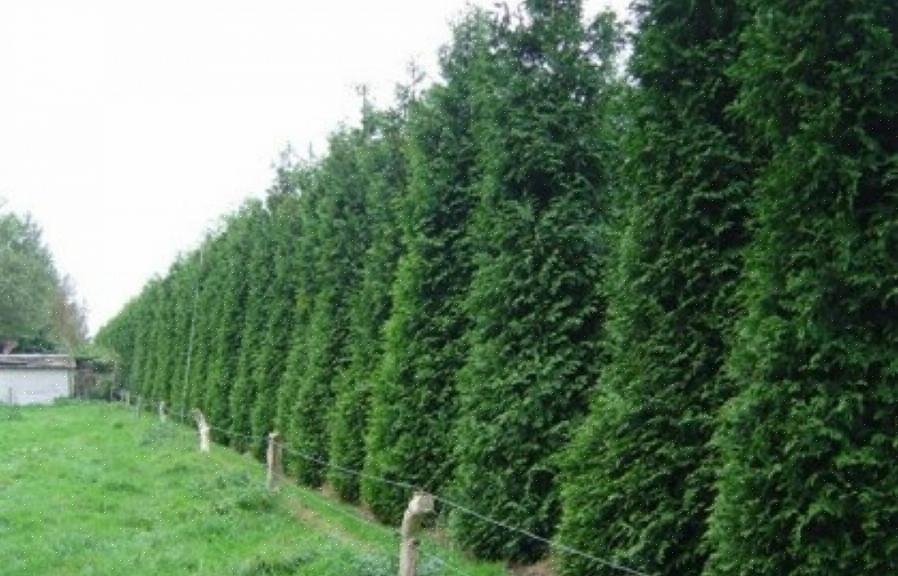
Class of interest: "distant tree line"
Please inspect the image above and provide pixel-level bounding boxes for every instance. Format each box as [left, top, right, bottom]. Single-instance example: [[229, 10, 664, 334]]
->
[[0, 201, 88, 354], [96, 1, 898, 574]]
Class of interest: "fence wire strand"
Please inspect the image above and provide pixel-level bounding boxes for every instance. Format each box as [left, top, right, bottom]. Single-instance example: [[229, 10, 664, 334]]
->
[[123, 397, 654, 576]]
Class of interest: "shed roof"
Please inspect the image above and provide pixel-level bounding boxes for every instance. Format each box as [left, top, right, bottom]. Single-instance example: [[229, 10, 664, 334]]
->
[[0, 354, 76, 370]]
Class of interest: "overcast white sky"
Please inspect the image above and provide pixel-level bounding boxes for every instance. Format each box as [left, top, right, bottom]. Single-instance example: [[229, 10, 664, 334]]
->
[[0, 0, 630, 335]]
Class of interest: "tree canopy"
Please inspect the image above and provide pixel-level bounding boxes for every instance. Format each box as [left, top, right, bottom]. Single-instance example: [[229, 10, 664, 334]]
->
[[0, 204, 87, 353]]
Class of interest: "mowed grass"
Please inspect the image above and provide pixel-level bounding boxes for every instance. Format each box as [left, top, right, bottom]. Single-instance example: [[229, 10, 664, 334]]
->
[[0, 402, 505, 576]]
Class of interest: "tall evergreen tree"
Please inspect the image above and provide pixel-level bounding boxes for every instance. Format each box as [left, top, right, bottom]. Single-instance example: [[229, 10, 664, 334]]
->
[[706, 2, 898, 574], [285, 130, 370, 486], [149, 272, 178, 405], [183, 235, 220, 416], [137, 281, 164, 398], [96, 300, 138, 390], [204, 213, 253, 438], [229, 202, 272, 452], [251, 159, 302, 458], [126, 285, 156, 395], [556, 1, 753, 574], [328, 106, 407, 502], [276, 165, 322, 462], [362, 15, 486, 523], [169, 253, 202, 419], [451, 1, 618, 560]]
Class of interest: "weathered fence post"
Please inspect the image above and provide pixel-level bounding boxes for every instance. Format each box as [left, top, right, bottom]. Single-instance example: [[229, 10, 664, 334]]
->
[[266, 431, 283, 491], [191, 409, 211, 453], [399, 492, 435, 576], [123, 389, 130, 407], [135, 395, 142, 416], [158, 401, 167, 424]]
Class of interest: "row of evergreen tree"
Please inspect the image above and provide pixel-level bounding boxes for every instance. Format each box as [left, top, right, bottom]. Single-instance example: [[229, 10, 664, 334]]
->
[[97, 1, 898, 574]]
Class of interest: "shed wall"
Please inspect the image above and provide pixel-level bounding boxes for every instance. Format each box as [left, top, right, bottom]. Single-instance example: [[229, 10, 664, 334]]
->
[[0, 369, 71, 405]]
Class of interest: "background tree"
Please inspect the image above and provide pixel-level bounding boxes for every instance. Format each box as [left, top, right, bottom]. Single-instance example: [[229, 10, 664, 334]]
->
[[50, 275, 89, 351], [0, 206, 74, 353]]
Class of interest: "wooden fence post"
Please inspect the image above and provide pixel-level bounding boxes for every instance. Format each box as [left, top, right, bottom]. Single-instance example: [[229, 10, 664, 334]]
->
[[191, 409, 211, 453], [158, 401, 167, 424], [266, 431, 283, 491], [399, 492, 434, 576], [123, 389, 130, 407], [135, 395, 142, 416]]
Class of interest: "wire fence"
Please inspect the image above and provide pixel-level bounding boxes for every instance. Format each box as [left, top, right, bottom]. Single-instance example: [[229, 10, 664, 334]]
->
[[121, 394, 653, 576], [125, 398, 471, 575]]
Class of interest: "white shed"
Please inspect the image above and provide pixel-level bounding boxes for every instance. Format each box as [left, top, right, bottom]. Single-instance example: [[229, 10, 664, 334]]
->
[[0, 354, 75, 406]]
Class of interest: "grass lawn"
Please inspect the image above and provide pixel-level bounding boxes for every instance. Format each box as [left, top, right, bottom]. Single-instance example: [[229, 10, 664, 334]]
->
[[0, 402, 506, 576]]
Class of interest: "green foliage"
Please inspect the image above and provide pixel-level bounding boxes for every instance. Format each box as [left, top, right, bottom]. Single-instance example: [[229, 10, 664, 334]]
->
[[0, 207, 86, 351], [168, 251, 203, 418], [276, 166, 323, 463], [229, 202, 272, 452], [0, 209, 55, 344], [362, 14, 485, 523], [285, 128, 372, 486], [705, 2, 898, 575], [328, 107, 407, 502], [135, 281, 163, 397], [555, 1, 753, 574], [288, 289, 343, 484], [451, 1, 619, 561], [250, 161, 302, 458], [204, 211, 254, 440], [149, 274, 178, 405], [186, 235, 226, 416], [122, 294, 149, 393]]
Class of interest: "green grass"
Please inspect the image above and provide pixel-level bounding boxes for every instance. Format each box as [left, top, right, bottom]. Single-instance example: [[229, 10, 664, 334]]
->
[[0, 402, 505, 576]]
